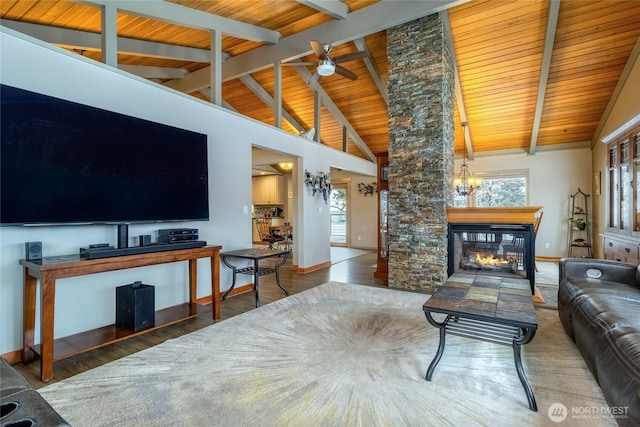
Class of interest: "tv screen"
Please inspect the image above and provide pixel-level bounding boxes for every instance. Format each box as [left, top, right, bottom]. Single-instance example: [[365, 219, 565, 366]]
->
[[1, 84, 209, 226]]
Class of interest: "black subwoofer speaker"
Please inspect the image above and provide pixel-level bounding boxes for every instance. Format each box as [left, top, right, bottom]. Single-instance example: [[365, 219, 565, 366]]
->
[[24, 241, 42, 261], [115, 281, 155, 331]]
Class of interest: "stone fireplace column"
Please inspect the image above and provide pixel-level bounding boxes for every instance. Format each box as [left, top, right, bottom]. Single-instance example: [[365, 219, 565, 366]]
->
[[387, 14, 455, 293]]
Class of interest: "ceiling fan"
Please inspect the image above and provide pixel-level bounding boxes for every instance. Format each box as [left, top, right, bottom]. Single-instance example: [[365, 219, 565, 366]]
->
[[284, 41, 368, 85]]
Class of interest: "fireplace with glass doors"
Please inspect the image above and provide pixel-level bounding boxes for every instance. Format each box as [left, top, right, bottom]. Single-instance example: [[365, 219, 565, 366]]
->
[[447, 223, 535, 293]]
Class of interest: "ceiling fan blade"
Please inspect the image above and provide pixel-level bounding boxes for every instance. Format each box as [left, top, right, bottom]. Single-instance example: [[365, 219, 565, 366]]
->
[[308, 71, 320, 85], [333, 50, 368, 64], [281, 62, 317, 66], [310, 40, 328, 59], [335, 65, 358, 80]]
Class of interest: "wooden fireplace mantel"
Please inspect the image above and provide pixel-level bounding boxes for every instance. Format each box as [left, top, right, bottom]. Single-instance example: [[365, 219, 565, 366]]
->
[[447, 206, 543, 224]]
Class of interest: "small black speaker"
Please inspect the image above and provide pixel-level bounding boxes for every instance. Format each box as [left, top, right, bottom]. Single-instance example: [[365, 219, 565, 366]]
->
[[25, 241, 42, 261], [139, 235, 152, 246], [116, 282, 155, 331]]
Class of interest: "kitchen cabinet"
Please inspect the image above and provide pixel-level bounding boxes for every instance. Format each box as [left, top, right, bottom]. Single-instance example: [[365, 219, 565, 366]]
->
[[252, 175, 284, 205]]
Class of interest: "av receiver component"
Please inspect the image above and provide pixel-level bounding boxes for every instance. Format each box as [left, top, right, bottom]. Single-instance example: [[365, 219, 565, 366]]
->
[[158, 234, 199, 244], [158, 228, 198, 236]]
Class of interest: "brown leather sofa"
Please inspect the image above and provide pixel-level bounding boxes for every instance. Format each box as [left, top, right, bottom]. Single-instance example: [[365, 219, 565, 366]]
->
[[0, 357, 69, 427], [558, 258, 640, 427]]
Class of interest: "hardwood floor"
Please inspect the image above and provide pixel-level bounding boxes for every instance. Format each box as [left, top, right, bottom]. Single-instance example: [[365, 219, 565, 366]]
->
[[14, 250, 386, 390]]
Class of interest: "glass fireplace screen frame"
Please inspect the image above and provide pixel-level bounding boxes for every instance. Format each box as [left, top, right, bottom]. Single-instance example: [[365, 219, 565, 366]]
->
[[447, 223, 535, 294]]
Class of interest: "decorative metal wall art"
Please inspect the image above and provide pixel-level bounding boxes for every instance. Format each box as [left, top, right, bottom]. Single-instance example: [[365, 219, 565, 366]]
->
[[304, 170, 332, 204], [358, 182, 377, 197]]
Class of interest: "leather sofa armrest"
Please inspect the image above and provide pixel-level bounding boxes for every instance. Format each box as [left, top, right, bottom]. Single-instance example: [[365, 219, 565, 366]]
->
[[559, 257, 637, 286]]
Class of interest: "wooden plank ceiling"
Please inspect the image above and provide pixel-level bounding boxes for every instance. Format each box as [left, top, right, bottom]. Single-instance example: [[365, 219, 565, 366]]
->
[[1, 0, 639, 162]]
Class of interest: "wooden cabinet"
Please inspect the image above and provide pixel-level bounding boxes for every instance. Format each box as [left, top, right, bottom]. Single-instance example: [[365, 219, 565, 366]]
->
[[374, 152, 388, 280], [603, 234, 640, 263], [252, 175, 284, 205], [603, 123, 640, 261]]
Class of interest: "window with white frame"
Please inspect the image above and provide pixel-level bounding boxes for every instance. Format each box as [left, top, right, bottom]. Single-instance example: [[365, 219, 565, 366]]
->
[[454, 169, 529, 207]]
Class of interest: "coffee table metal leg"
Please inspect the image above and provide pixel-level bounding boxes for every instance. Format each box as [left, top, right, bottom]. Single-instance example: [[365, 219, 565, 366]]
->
[[273, 251, 290, 296], [424, 312, 450, 381], [253, 259, 260, 308], [426, 327, 446, 381], [221, 257, 237, 301], [513, 328, 537, 411]]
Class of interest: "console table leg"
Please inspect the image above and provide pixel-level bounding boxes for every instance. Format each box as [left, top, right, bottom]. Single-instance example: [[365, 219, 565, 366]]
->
[[40, 273, 56, 382], [188, 259, 197, 316], [513, 338, 537, 411], [22, 270, 37, 364]]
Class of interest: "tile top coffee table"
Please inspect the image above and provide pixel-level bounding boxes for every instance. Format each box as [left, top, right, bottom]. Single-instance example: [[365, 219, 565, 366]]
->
[[423, 272, 538, 411]]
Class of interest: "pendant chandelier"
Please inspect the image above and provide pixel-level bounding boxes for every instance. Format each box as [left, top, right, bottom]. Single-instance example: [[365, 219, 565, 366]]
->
[[454, 122, 482, 196]]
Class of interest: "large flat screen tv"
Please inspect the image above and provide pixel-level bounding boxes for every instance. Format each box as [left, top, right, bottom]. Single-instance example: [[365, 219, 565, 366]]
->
[[1, 84, 209, 226]]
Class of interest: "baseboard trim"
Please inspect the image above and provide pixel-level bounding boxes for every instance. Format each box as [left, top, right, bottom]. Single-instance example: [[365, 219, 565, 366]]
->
[[221, 284, 255, 299], [536, 256, 561, 263], [297, 261, 332, 273], [196, 295, 212, 305], [1, 349, 22, 364]]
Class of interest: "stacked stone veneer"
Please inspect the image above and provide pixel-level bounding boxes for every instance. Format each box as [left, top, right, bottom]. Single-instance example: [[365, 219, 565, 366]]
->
[[386, 14, 455, 293]]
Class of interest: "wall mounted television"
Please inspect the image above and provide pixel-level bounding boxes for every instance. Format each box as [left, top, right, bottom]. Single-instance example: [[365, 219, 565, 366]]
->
[[1, 84, 209, 227]]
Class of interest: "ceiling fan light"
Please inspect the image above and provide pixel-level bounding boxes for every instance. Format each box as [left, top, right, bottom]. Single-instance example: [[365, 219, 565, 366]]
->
[[317, 59, 335, 76]]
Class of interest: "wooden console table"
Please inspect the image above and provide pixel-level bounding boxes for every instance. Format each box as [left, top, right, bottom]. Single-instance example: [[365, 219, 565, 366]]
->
[[20, 245, 221, 381]]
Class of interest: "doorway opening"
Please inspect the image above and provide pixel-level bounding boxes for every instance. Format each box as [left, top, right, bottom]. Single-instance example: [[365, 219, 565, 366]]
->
[[330, 184, 348, 246]]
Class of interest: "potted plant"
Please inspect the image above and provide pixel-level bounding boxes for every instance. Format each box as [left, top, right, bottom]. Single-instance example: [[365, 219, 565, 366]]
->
[[569, 217, 590, 230]]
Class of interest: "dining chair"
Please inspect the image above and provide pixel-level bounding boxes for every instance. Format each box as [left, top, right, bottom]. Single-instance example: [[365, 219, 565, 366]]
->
[[255, 218, 285, 249]]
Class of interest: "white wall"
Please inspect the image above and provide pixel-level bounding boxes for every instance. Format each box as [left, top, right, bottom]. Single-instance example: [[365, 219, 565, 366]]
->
[[457, 147, 593, 258], [331, 170, 378, 249], [0, 28, 376, 356]]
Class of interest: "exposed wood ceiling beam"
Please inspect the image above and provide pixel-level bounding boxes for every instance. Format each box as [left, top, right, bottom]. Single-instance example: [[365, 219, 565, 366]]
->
[[353, 38, 387, 105], [238, 74, 305, 132], [165, 0, 467, 93], [441, 11, 473, 159], [119, 64, 187, 79], [314, 89, 321, 142], [274, 61, 283, 128], [100, 3, 117, 66], [528, 0, 561, 155], [210, 29, 222, 106], [295, 0, 348, 20], [294, 64, 375, 161], [0, 20, 213, 63], [79, 0, 281, 44], [197, 89, 237, 112]]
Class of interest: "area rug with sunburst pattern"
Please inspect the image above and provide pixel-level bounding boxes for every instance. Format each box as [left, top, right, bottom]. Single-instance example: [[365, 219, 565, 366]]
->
[[39, 282, 613, 426]]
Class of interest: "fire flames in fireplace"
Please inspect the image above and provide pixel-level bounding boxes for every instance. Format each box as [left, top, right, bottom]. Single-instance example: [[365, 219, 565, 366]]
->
[[461, 251, 519, 274]]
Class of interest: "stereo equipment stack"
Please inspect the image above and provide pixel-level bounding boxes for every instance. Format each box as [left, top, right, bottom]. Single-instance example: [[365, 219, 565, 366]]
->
[[158, 228, 199, 244]]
